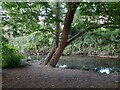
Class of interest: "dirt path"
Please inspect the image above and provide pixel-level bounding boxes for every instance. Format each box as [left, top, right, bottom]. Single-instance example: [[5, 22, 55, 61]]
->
[[2, 61, 120, 88]]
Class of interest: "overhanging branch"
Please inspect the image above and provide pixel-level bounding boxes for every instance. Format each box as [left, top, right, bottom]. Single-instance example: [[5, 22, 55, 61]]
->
[[67, 23, 109, 45]]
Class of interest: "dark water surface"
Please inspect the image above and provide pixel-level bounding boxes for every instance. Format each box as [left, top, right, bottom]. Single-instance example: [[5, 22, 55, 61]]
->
[[56, 56, 120, 74]]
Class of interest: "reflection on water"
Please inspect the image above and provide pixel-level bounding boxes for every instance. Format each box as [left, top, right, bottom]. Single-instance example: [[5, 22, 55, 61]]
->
[[57, 64, 67, 68], [99, 68, 110, 74], [56, 56, 120, 74]]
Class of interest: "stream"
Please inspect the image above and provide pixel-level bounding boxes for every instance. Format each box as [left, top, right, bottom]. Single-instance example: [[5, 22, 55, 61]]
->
[[56, 56, 120, 74]]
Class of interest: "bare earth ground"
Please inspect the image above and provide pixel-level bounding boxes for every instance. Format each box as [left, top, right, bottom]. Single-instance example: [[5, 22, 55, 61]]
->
[[2, 61, 120, 88]]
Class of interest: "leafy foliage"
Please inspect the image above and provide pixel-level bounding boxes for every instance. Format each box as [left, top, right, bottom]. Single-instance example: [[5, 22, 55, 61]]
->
[[9, 31, 54, 53], [1, 2, 120, 57], [2, 42, 24, 69]]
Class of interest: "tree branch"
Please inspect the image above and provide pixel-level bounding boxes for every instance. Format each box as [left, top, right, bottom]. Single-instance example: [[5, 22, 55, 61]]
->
[[67, 23, 109, 45]]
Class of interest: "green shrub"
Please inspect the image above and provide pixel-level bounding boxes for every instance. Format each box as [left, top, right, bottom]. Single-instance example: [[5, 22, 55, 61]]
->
[[2, 43, 24, 69]]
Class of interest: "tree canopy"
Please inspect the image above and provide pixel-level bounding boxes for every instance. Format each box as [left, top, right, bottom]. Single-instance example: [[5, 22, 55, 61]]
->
[[1, 2, 120, 67]]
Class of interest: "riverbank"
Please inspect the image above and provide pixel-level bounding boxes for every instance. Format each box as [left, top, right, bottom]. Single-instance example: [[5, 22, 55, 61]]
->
[[2, 61, 119, 88], [65, 55, 119, 60]]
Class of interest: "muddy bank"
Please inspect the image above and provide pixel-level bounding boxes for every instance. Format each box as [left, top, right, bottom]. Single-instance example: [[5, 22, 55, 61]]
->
[[2, 62, 119, 88]]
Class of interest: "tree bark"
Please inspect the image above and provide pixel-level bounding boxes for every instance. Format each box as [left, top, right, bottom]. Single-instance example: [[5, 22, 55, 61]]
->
[[55, 2, 60, 47], [42, 43, 56, 65], [41, 2, 60, 65], [47, 3, 79, 67]]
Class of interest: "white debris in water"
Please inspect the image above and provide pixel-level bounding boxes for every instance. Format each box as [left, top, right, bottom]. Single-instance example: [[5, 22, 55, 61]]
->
[[58, 64, 67, 68], [28, 56, 31, 59], [99, 68, 110, 74]]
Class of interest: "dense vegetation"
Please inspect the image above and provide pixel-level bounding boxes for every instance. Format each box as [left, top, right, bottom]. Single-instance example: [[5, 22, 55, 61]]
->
[[1, 2, 120, 68], [1, 36, 24, 68]]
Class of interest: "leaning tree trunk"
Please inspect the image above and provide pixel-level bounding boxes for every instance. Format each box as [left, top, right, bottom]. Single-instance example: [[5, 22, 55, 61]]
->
[[42, 2, 60, 65], [42, 2, 108, 66], [43, 44, 56, 65], [47, 3, 79, 67]]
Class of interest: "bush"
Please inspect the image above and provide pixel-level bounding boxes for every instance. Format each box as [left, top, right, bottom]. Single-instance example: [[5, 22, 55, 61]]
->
[[2, 43, 24, 69]]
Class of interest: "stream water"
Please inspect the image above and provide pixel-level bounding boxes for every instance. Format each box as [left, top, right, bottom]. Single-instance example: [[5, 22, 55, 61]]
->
[[56, 56, 120, 74]]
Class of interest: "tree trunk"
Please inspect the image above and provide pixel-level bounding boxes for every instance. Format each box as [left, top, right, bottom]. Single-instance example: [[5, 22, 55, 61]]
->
[[42, 44, 56, 65], [42, 2, 111, 67], [47, 3, 79, 67], [41, 2, 61, 65], [55, 2, 60, 47], [42, 2, 107, 67]]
